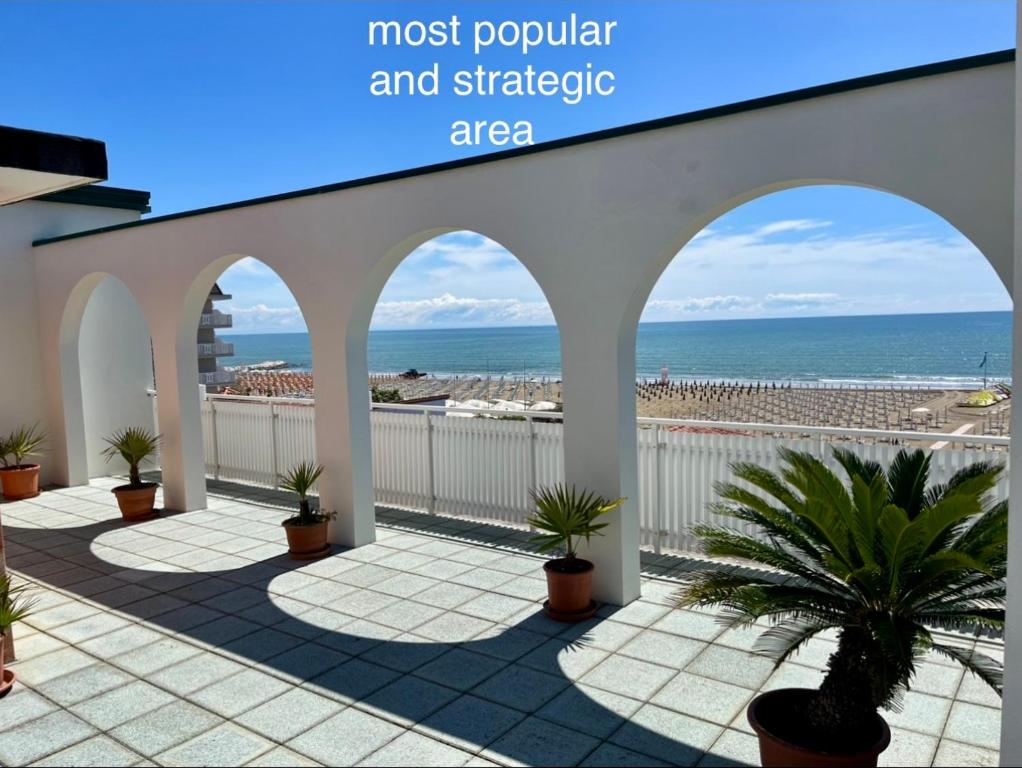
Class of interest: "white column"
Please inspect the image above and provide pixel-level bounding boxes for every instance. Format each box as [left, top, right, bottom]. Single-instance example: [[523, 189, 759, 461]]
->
[[150, 322, 207, 512], [559, 313, 641, 606], [309, 325, 376, 548], [999, 5, 1022, 763]]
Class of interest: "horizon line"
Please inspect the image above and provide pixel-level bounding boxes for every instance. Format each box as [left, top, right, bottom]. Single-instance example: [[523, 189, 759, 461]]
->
[[220, 307, 1013, 335]]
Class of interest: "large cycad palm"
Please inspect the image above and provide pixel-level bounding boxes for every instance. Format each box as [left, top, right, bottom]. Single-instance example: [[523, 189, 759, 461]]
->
[[679, 447, 1005, 738]]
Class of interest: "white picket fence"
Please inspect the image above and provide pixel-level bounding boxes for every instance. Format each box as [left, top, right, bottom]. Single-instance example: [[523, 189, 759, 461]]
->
[[171, 394, 1010, 555]]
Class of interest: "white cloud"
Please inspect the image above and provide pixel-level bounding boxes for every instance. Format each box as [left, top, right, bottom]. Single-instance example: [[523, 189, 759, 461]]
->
[[643, 292, 844, 321], [226, 303, 307, 332], [753, 219, 832, 237], [371, 293, 553, 329], [764, 292, 840, 305]]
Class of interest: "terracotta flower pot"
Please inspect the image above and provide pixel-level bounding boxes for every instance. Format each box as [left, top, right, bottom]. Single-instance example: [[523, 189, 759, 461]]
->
[[543, 557, 597, 621], [0, 634, 15, 698], [111, 483, 158, 521], [283, 518, 330, 560], [748, 689, 891, 768], [0, 464, 40, 501]]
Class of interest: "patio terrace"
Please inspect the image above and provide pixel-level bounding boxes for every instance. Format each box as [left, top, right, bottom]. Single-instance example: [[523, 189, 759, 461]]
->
[[0, 479, 1003, 767]]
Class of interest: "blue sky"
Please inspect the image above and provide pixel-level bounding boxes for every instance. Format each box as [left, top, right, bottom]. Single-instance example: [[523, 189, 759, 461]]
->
[[3, 1, 1014, 332]]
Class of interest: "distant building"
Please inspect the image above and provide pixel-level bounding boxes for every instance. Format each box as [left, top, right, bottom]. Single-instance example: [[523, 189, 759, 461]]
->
[[198, 283, 235, 392]]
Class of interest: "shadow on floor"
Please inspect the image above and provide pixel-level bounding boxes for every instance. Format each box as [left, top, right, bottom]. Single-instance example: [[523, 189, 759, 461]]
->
[[2, 480, 751, 767]]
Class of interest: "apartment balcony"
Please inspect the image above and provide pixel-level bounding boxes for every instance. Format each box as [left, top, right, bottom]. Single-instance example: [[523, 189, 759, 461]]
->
[[199, 369, 235, 386], [199, 311, 232, 328], [197, 341, 235, 357]]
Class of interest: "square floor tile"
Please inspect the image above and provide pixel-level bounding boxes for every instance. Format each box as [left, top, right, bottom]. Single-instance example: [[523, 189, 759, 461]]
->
[[537, 683, 642, 739], [287, 707, 404, 764], [698, 728, 761, 767], [580, 742, 671, 767], [416, 647, 508, 691], [264, 642, 350, 682], [878, 727, 937, 768], [685, 645, 774, 689], [247, 746, 321, 766], [359, 634, 449, 672], [110, 700, 224, 757], [312, 619, 398, 656], [33, 734, 143, 767], [414, 582, 486, 610], [933, 739, 999, 767], [471, 625, 551, 662], [580, 654, 677, 700], [237, 687, 342, 742], [484, 716, 600, 766], [472, 664, 569, 712], [418, 694, 526, 752], [191, 668, 294, 718], [882, 691, 953, 737], [651, 610, 726, 642], [458, 592, 536, 623], [520, 639, 609, 681], [307, 657, 402, 703], [221, 626, 301, 662], [943, 701, 1001, 749], [149, 652, 248, 695], [71, 679, 177, 730], [367, 599, 445, 632], [157, 723, 274, 766], [417, 613, 494, 643], [361, 730, 475, 767], [609, 703, 723, 765], [10, 646, 96, 685], [0, 686, 57, 730], [361, 675, 462, 726], [36, 663, 135, 706], [652, 671, 753, 725], [0, 710, 97, 765]]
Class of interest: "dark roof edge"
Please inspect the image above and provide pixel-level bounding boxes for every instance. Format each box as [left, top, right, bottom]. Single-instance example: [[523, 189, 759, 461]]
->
[[0, 125, 107, 181], [34, 49, 1014, 248], [36, 185, 151, 213]]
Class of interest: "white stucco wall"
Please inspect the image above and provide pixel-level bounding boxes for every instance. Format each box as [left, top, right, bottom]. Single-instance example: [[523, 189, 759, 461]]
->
[[0, 200, 141, 483], [78, 276, 155, 477], [1002, 8, 1021, 768]]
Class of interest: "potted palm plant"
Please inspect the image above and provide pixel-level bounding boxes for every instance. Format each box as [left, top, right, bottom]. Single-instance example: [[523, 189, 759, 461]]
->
[[280, 461, 333, 560], [679, 447, 1006, 768], [0, 424, 46, 501], [102, 427, 161, 521], [0, 574, 36, 697], [528, 484, 624, 622]]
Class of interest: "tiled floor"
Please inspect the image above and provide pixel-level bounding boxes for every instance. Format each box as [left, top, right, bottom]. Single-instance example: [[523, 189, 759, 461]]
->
[[0, 477, 1003, 767]]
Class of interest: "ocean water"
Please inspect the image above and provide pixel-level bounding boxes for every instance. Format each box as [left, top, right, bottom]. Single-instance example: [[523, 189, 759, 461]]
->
[[221, 311, 1012, 388]]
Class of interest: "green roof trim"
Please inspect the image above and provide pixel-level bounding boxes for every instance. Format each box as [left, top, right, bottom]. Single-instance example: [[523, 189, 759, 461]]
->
[[36, 185, 151, 213], [33, 49, 1014, 248]]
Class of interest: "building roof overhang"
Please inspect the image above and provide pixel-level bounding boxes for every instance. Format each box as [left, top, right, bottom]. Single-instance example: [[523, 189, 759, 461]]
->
[[0, 125, 108, 206]]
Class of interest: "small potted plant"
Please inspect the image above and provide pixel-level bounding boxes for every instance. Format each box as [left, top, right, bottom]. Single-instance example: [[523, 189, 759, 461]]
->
[[0, 424, 46, 500], [280, 461, 333, 560], [527, 484, 624, 622], [0, 574, 36, 697], [679, 447, 1006, 768], [102, 427, 161, 521]]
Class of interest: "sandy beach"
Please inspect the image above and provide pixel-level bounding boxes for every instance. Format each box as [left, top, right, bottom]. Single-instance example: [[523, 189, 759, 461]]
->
[[227, 371, 1011, 439]]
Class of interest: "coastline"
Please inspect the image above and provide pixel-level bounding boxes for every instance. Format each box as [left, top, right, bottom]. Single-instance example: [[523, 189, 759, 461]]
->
[[224, 370, 1011, 437]]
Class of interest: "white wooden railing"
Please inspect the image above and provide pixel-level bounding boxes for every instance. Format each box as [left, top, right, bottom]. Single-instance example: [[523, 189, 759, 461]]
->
[[155, 393, 1010, 555]]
